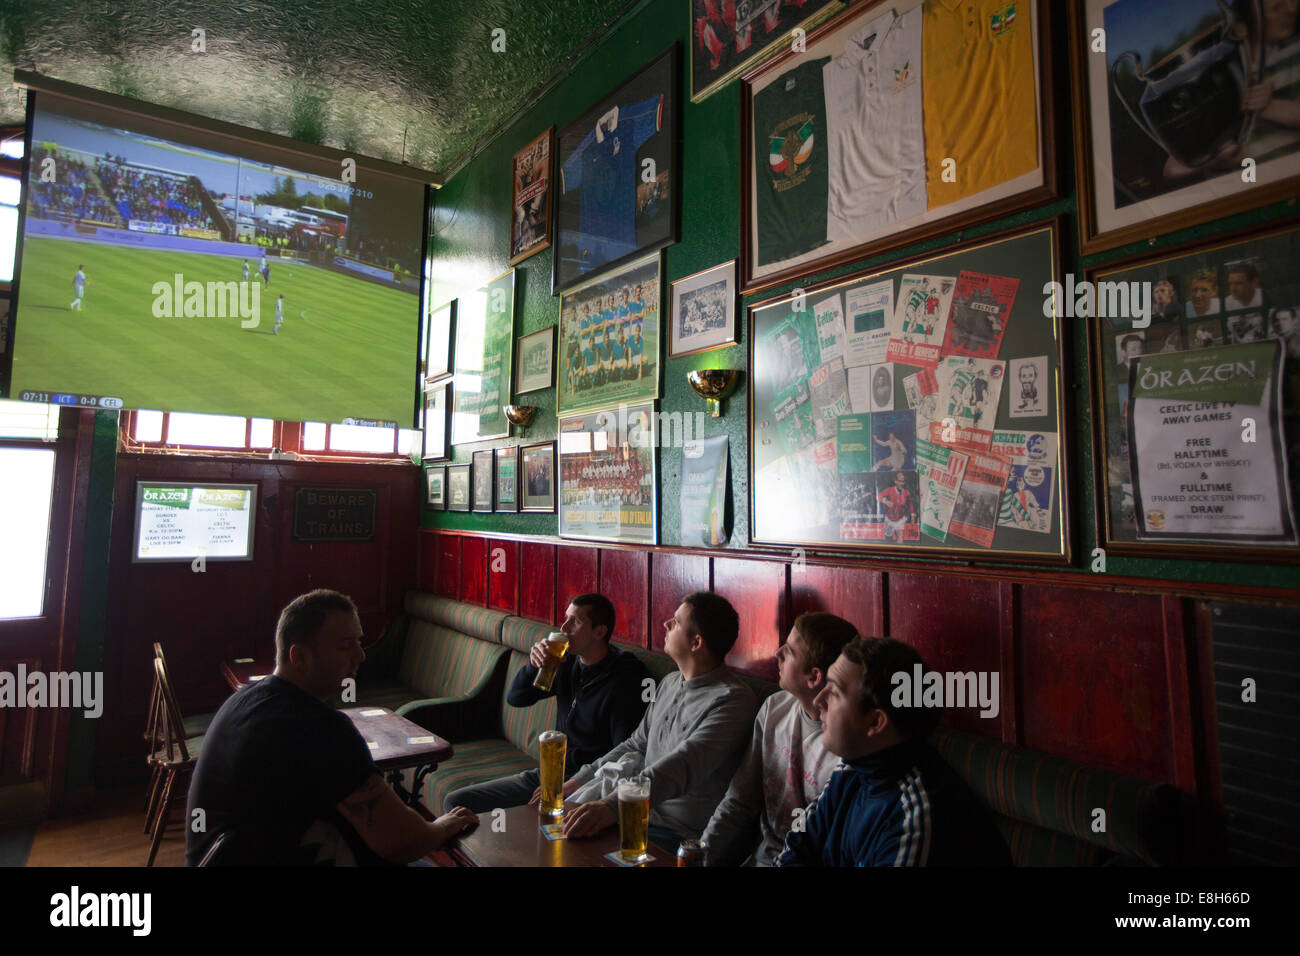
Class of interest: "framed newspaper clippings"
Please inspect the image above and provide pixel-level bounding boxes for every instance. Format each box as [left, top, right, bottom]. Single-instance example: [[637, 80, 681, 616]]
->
[[1088, 219, 1300, 560], [558, 404, 658, 545], [670, 259, 739, 358], [510, 128, 554, 265], [1071, 0, 1300, 254], [748, 218, 1070, 562], [471, 449, 495, 513], [553, 44, 679, 294], [740, 0, 1057, 293], [495, 444, 520, 513], [424, 465, 447, 511], [452, 270, 516, 445], [447, 464, 471, 512], [690, 0, 844, 103], [556, 251, 661, 416]]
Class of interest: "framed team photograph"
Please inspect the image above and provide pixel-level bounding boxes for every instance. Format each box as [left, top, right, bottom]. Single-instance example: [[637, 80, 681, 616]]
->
[[422, 299, 456, 387], [447, 464, 471, 512], [553, 44, 680, 294], [741, 0, 1057, 293], [421, 380, 452, 462], [748, 218, 1071, 562], [452, 270, 516, 445], [515, 326, 556, 395], [424, 465, 447, 510], [1087, 219, 1300, 560], [690, 0, 845, 103], [556, 251, 661, 416], [471, 449, 495, 513], [495, 445, 520, 513], [670, 259, 738, 358], [1071, 0, 1300, 254], [521, 440, 557, 513], [510, 128, 554, 265], [558, 404, 658, 544]]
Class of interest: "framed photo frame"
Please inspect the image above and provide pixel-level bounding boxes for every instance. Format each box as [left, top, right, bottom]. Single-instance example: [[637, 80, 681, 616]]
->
[[558, 404, 658, 544], [748, 218, 1071, 562], [471, 449, 495, 513], [553, 44, 680, 294], [447, 464, 471, 512], [495, 445, 520, 513], [689, 0, 845, 103], [521, 440, 557, 513], [1070, 0, 1300, 255], [422, 380, 452, 462], [556, 251, 661, 417], [516, 326, 556, 395], [670, 259, 738, 358], [452, 270, 516, 445], [510, 127, 554, 265], [1087, 219, 1300, 560], [423, 299, 456, 388], [740, 0, 1057, 293], [424, 465, 447, 510]]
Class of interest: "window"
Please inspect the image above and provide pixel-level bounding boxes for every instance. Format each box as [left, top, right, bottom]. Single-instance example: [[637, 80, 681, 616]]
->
[[122, 409, 419, 461], [0, 131, 20, 283], [0, 398, 57, 620]]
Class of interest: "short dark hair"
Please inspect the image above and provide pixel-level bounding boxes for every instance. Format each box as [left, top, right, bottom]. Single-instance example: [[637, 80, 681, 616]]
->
[[1228, 261, 1258, 281], [682, 591, 740, 661], [840, 636, 941, 741], [275, 589, 357, 665], [571, 593, 615, 642], [793, 612, 859, 673]]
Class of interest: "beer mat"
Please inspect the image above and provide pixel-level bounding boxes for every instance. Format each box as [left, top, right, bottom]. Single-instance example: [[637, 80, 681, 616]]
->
[[358, 708, 386, 717], [249, 675, 266, 681], [540, 824, 565, 841], [603, 850, 655, 867], [233, 657, 255, 664], [407, 735, 437, 744], [366, 742, 378, 750]]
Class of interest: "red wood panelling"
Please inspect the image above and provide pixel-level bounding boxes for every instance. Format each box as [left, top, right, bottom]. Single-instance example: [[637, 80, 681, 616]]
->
[[555, 545, 599, 623], [712, 557, 786, 681], [460, 536, 489, 606], [436, 533, 460, 598], [650, 553, 711, 651], [418, 531, 440, 592], [1017, 586, 1170, 780], [600, 549, 649, 647], [889, 574, 1002, 737], [487, 539, 520, 614], [1161, 596, 1198, 793], [789, 564, 884, 638], [519, 542, 556, 623]]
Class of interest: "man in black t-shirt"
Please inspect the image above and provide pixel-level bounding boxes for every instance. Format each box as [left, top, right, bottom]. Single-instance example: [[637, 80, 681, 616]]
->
[[185, 589, 477, 865]]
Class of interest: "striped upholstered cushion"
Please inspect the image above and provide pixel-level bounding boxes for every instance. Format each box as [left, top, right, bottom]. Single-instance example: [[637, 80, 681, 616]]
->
[[502, 616, 551, 655], [353, 678, 428, 712], [500, 650, 557, 758], [931, 725, 1181, 866], [404, 592, 507, 644], [403, 738, 537, 816], [397, 624, 506, 701]]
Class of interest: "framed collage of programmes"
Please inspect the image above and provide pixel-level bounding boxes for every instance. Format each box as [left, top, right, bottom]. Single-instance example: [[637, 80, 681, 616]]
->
[[1088, 220, 1300, 559], [741, 0, 1057, 292], [749, 219, 1070, 561], [1071, 0, 1300, 253]]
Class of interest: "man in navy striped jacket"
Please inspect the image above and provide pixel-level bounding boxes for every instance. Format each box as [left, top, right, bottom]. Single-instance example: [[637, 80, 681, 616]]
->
[[776, 637, 1009, 867]]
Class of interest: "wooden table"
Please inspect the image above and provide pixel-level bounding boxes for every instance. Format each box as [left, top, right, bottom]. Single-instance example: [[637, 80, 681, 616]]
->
[[449, 804, 675, 867]]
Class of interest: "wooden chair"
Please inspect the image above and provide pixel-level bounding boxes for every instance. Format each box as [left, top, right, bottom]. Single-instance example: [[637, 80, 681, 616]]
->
[[145, 656, 201, 866], [143, 644, 213, 827]]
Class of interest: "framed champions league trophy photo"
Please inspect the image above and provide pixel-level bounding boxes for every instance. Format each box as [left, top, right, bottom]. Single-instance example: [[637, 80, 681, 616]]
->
[[748, 218, 1071, 562], [670, 259, 739, 358], [740, 0, 1057, 292], [1088, 219, 1300, 560], [1071, 0, 1300, 253], [553, 44, 680, 294]]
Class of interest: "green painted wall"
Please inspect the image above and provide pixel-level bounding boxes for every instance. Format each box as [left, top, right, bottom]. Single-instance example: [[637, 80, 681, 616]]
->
[[425, 1, 1300, 590]]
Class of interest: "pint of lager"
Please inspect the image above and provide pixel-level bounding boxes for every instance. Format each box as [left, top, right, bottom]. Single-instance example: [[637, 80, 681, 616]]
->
[[617, 774, 651, 863], [538, 730, 567, 818], [532, 632, 569, 691]]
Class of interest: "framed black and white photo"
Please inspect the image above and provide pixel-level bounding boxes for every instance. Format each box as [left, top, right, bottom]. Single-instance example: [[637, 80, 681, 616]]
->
[[670, 259, 738, 358], [424, 465, 446, 510], [515, 326, 556, 394], [447, 464, 471, 512], [421, 380, 452, 462], [471, 449, 494, 513], [553, 44, 680, 293], [495, 445, 520, 513], [521, 440, 557, 513]]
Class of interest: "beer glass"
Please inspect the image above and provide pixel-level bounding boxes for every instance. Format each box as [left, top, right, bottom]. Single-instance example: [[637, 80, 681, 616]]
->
[[532, 632, 569, 691], [617, 774, 651, 863], [538, 730, 567, 818]]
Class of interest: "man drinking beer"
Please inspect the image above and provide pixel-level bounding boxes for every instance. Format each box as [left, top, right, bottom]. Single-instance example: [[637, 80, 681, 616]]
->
[[442, 594, 650, 813], [561, 592, 758, 853]]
